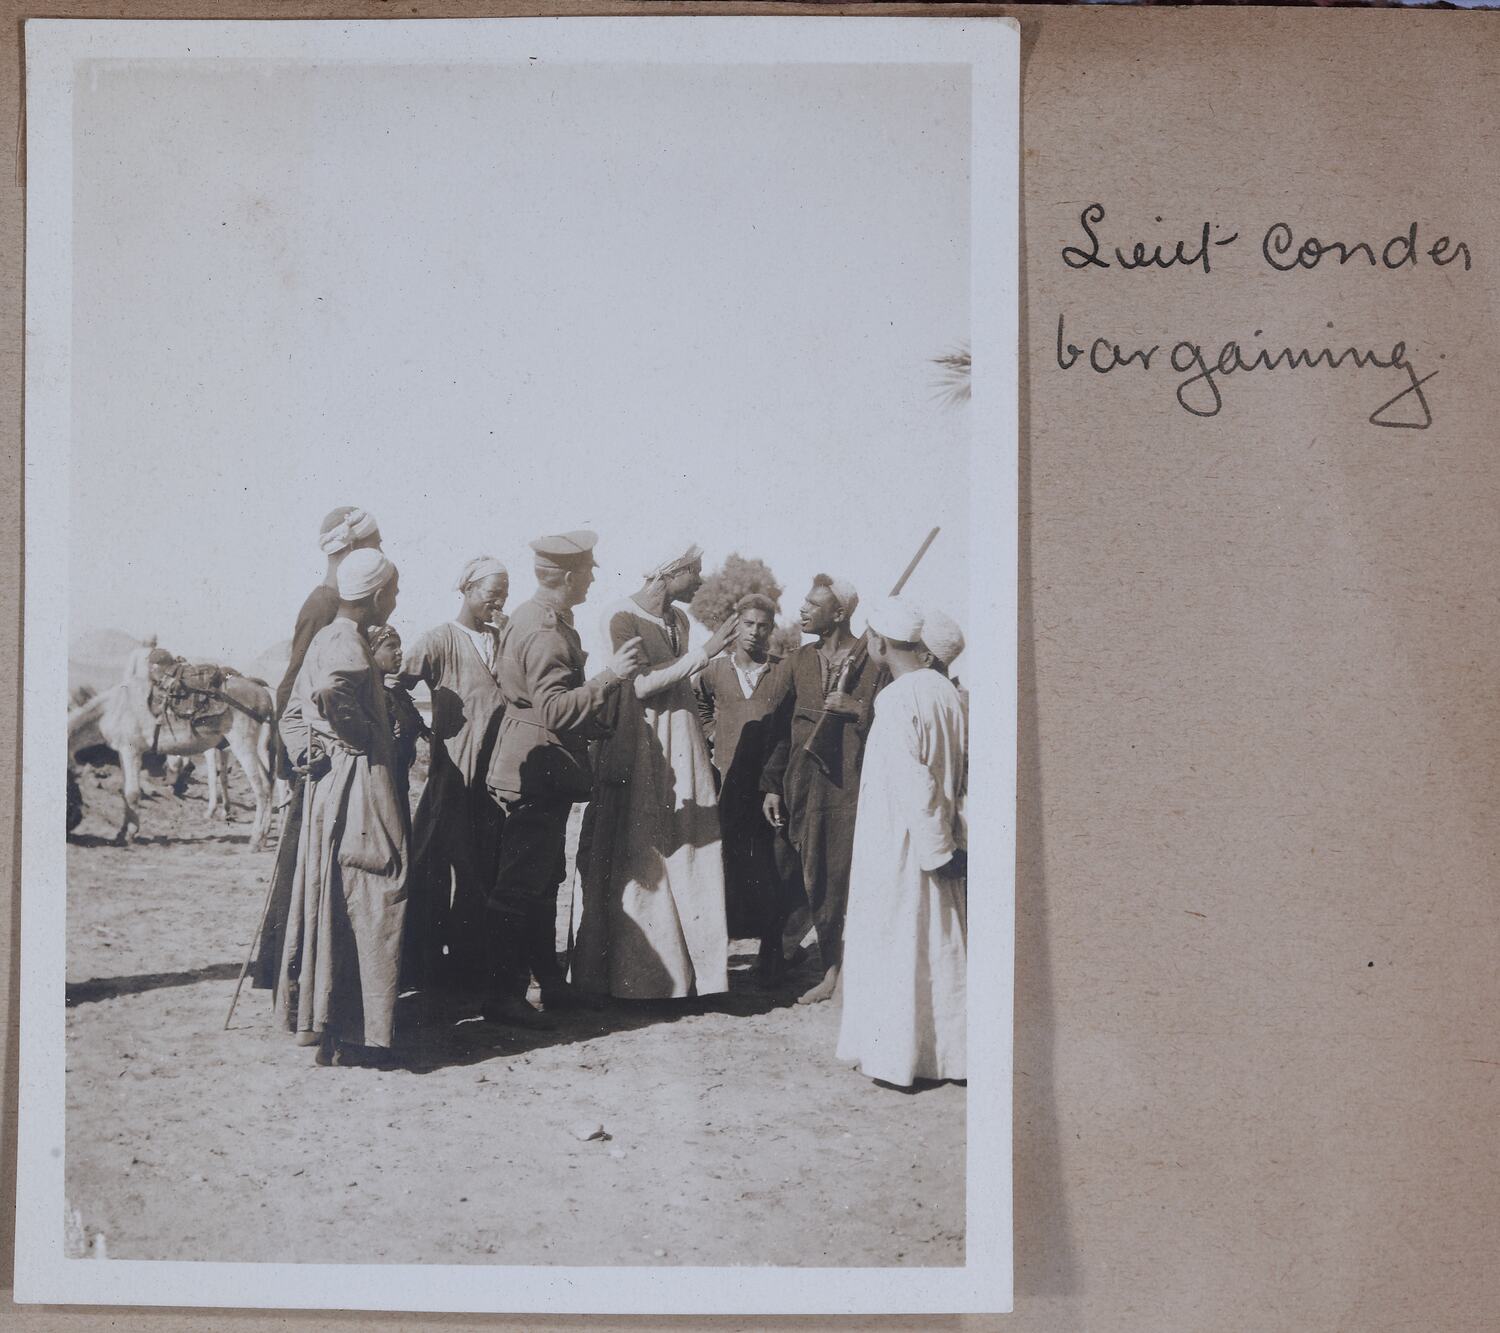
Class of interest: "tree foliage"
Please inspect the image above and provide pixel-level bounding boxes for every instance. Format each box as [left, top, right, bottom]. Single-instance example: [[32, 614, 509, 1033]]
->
[[690, 553, 784, 630], [769, 621, 805, 658]]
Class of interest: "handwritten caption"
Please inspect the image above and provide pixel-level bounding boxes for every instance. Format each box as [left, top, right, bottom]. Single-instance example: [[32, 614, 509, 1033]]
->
[[1055, 204, 1473, 428]]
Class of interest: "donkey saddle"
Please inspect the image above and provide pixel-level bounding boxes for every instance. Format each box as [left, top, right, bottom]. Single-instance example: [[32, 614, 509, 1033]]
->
[[146, 652, 233, 736]]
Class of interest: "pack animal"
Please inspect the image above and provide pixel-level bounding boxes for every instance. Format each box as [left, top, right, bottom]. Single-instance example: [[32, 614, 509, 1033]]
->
[[67, 650, 275, 849]]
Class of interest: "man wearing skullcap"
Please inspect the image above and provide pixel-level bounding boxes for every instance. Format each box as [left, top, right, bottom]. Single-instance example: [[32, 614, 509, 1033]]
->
[[574, 545, 738, 1000], [919, 608, 965, 677], [275, 550, 407, 1066], [836, 596, 967, 1089], [252, 506, 383, 991], [482, 530, 645, 1028], [760, 573, 889, 1004], [918, 606, 969, 845], [395, 556, 510, 993]]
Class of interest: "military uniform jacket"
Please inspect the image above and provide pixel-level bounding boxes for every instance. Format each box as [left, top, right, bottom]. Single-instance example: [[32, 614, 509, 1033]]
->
[[486, 595, 621, 801]]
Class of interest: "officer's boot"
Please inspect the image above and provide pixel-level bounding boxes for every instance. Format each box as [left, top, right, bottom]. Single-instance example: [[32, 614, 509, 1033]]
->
[[479, 909, 554, 1030], [530, 902, 604, 1012]]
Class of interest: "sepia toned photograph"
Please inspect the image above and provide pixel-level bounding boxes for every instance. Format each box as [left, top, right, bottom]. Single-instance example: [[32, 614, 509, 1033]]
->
[[18, 16, 1018, 1315]]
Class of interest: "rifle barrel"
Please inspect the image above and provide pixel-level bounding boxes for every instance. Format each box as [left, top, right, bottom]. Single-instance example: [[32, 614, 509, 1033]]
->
[[891, 526, 940, 597]]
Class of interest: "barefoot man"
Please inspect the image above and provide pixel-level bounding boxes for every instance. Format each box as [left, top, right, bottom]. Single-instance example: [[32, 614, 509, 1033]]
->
[[396, 556, 510, 994], [760, 574, 888, 1005], [836, 597, 967, 1089]]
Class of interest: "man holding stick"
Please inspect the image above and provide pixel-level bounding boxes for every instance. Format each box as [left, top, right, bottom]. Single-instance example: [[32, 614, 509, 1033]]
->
[[759, 574, 887, 1005], [759, 529, 940, 1005]]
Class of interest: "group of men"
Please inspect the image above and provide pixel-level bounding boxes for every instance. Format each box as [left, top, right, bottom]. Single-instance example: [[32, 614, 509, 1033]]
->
[[253, 505, 969, 1089]]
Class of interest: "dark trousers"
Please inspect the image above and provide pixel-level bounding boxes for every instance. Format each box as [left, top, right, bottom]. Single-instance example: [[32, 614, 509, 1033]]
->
[[721, 800, 794, 946], [771, 805, 852, 970], [402, 782, 505, 994], [484, 794, 572, 1001]]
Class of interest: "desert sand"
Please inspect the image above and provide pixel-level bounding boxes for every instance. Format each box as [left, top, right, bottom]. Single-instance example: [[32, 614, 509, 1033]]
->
[[63, 757, 964, 1267]]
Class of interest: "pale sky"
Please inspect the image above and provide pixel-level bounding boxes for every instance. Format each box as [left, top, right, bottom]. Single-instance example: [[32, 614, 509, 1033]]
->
[[71, 59, 971, 665]]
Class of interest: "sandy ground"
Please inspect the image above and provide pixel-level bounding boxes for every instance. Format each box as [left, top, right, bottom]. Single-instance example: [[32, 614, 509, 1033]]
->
[[63, 758, 964, 1267]]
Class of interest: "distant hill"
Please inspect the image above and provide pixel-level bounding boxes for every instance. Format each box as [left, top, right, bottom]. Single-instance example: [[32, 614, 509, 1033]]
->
[[69, 627, 293, 697], [246, 640, 291, 688], [70, 627, 145, 664], [69, 627, 146, 698]]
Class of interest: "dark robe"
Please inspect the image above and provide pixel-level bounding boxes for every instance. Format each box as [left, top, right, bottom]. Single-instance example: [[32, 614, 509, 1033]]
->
[[759, 641, 888, 968], [275, 620, 408, 1049], [396, 623, 506, 993], [252, 583, 340, 991], [696, 651, 787, 940], [383, 680, 427, 806]]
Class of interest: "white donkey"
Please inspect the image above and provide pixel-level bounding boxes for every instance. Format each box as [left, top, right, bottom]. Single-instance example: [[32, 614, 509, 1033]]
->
[[67, 654, 274, 849]]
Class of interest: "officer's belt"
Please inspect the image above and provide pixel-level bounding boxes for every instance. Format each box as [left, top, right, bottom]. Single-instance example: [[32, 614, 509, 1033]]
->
[[507, 713, 570, 734], [504, 712, 553, 730]]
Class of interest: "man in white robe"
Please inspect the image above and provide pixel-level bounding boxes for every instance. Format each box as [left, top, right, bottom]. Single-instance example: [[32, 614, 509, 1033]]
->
[[575, 544, 739, 999], [836, 596, 967, 1088]]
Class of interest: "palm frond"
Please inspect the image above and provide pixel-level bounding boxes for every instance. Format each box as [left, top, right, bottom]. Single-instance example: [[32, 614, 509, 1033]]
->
[[932, 344, 971, 406]]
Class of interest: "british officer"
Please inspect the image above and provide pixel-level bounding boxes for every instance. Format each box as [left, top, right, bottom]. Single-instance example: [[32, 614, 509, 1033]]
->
[[482, 530, 643, 1027]]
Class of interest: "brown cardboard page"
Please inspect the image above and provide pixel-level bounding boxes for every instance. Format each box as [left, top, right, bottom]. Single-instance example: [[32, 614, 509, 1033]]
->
[[3, 5, 1499, 1331]]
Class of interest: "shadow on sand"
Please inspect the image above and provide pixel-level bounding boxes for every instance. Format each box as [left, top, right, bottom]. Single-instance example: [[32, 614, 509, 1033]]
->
[[66, 961, 242, 1006], [395, 946, 817, 1075], [67, 830, 253, 849]]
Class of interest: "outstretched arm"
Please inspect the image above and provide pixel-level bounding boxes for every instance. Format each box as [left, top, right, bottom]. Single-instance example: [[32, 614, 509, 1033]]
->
[[527, 629, 621, 732], [396, 629, 440, 692]]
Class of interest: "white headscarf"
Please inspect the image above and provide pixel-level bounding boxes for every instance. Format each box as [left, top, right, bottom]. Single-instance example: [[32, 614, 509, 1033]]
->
[[455, 555, 508, 592], [919, 607, 965, 668], [644, 543, 704, 582], [337, 549, 396, 600], [319, 507, 380, 556], [864, 595, 924, 644]]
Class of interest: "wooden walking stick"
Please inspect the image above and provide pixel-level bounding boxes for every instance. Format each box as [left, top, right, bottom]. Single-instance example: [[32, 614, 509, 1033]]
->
[[802, 526, 940, 778], [223, 769, 308, 1030]]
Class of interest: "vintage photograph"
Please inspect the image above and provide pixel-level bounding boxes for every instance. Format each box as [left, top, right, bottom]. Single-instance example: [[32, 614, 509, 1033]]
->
[[19, 17, 1017, 1314]]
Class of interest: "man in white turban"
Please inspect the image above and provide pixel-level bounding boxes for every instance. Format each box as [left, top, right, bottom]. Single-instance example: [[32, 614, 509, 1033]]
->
[[274, 508, 384, 733], [253, 507, 384, 992], [396, 554, 510, 994], [836, 595, 967, 1089], [275, 551, 407, 1066], [319, 506, 380, 557]]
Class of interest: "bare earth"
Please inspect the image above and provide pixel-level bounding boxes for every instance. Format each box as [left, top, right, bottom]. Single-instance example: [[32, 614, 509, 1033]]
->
[[64, 760, 964, 1267]]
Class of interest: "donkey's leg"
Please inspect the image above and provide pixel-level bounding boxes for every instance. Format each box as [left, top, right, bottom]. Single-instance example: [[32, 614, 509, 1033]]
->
[[203, 746, 229, 823], [116, 745, 143, 846], [226, 723, 271, 852]]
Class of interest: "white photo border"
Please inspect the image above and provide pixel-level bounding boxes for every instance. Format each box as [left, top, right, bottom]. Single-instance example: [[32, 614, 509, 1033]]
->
[[18, 15, 1018, 1315]]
